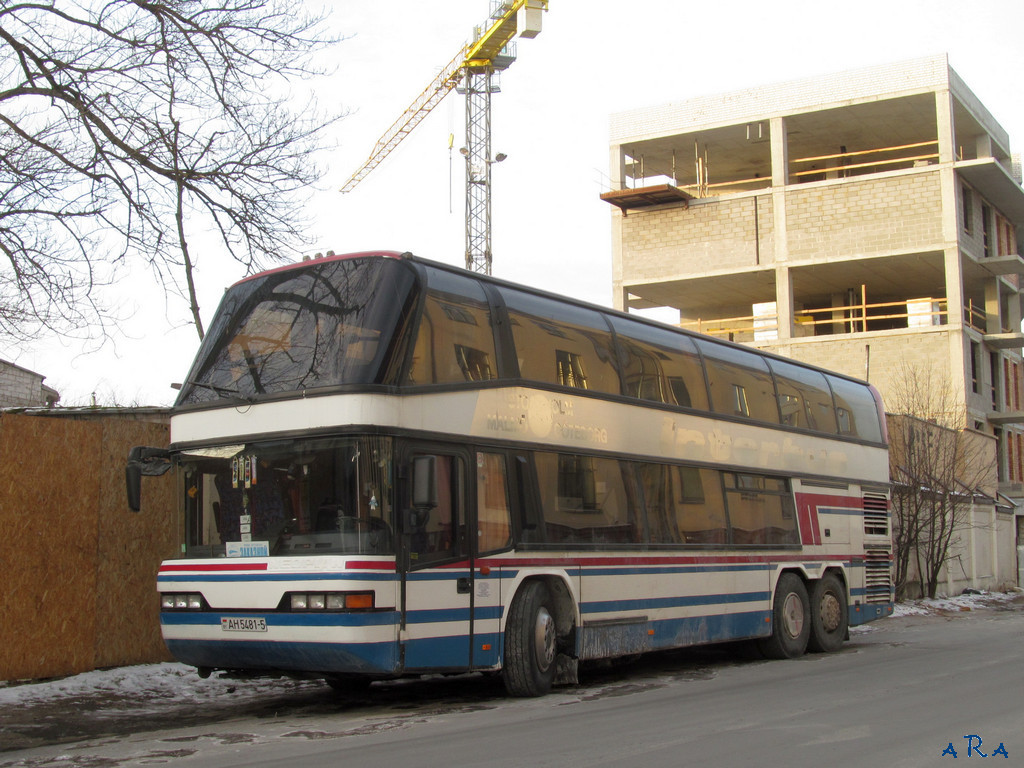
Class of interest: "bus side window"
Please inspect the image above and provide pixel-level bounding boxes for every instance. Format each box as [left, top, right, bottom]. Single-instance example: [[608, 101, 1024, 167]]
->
[[476, 452, 512, 553], [673, 466, 727, 545], [500, 288, 620, 395], [697, 339, 780, 424], [723, 473, 799, 546], [636, 463, 680, 544], [408, 271, 496, 386], [608, 316, 709, 411], [768, 359, 838, 434], [827, 374, 883, 442], [534, 452, 636, 545]]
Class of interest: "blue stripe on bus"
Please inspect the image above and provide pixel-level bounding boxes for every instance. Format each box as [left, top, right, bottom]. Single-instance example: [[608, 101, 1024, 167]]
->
[[406, 606, 503, 624], [163, 638, 399, 675], [816, 506, 868, 516], [161, 611, 399, 628], [161, 606, 501, 628], [580, 564, 770, 577], [582, 590, 770, 616]]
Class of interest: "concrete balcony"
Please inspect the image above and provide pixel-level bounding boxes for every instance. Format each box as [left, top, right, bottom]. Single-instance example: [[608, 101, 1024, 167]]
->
[[987, 411, 1024, 426], [983, 332, 1024, 350]]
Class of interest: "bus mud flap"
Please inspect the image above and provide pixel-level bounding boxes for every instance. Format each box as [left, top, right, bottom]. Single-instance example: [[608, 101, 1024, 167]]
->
[[555, 654, 579, 685]]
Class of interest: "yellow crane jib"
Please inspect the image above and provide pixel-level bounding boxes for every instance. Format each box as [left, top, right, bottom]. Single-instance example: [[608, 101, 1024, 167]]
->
[[465, 0, 546, 68], [340, 0, 548, 194]]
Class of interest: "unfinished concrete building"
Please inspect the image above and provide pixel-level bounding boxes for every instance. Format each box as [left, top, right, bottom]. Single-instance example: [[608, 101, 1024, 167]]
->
[[605, 55, 1023, 593]]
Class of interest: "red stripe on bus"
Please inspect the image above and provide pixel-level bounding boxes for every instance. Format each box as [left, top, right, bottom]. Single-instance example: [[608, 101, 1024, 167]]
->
[[346, 560, 399, 571], [159, 563, 269, 573]]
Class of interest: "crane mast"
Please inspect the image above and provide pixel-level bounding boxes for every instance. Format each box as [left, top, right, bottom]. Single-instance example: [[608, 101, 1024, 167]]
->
[[341, 1, 548, 275]]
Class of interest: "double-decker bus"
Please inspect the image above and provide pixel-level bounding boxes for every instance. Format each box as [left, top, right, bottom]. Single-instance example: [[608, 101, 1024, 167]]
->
[[128, 250, 893, 696]]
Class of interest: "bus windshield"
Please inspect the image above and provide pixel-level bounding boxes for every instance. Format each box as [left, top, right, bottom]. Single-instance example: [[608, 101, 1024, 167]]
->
[[178, 256, 417, 405], [179, 435, 394, 558]]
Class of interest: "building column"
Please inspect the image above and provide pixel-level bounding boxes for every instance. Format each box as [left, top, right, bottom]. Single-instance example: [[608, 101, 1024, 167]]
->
[[770, 116, 789, 271], [935, 89, 964, 325], [609, 144, 627, 311], [775, 266, 794, 341], [985, 279, 1002, 334], [769, 116, 788, 186], [976, 134, 994, 160], [935, 89, 956, 163]]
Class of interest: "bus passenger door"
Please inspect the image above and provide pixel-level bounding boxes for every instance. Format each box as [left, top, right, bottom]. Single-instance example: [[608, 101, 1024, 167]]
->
[[400, 448, 474, 671]]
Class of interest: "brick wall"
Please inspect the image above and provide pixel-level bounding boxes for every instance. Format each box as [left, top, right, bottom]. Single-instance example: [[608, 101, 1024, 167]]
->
[[785, 171, 945, 260], [619, 192, 773, 284]]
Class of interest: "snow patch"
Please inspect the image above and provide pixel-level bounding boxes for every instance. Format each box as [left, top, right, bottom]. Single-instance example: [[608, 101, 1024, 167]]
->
[[892, 588, 1023, 617], [0, 662, 315, 710]]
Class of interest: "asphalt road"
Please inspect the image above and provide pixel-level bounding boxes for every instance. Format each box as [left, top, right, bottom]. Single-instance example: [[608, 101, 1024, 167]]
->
[[3, 597, 1023, 768]]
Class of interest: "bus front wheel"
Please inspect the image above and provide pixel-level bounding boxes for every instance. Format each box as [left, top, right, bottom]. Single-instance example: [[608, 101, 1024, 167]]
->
[[503, 581, 557, 697], [758, 573, 810, 659], [807, 572, 848, 653]]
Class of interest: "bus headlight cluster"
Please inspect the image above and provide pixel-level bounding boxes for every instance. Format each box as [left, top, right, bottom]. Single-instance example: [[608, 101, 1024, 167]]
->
[[289, 592, 374, 612], [161, 593, 204, 611]]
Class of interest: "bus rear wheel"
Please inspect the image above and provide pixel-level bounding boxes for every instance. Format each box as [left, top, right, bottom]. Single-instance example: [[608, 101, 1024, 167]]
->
[[758, 573, 810, 659], [503, 581, 557, 697], [807, 572, 848, 653]]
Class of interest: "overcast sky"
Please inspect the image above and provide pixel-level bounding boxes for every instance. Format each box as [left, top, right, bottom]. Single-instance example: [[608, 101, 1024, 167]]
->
[[10, 0, 1024, 406]]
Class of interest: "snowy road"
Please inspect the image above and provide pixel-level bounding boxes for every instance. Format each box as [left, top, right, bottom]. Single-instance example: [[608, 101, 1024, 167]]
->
[[2, 592, 1022, 767]]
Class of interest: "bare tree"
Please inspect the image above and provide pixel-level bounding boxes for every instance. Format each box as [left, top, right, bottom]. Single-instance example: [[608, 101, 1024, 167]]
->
[[0, 0, 338, 342], [887, 362, 996, 599]]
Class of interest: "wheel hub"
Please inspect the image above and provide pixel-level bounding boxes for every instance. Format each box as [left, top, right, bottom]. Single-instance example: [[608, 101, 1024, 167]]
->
[[819, 592, 842, 633], [781, 592, 806, 639], [534, 607, 556, 672]]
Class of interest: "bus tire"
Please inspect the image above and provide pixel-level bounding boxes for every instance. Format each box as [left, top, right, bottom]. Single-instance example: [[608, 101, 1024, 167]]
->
[[503, 581, 557, 697], [758, 573, 810, 660], [807, 572, 848, 653]]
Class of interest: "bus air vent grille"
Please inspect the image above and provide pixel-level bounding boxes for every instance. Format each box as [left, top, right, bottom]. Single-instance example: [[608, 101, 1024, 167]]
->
[[862, 493, 889, 537], [864, 549, 893, 603]]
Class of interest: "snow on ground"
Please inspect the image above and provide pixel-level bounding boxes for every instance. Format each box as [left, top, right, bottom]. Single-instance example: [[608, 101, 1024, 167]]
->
[[2, 589, 1021, 708], [891, 587, 1024, 617], [0, 662, 321, 712]]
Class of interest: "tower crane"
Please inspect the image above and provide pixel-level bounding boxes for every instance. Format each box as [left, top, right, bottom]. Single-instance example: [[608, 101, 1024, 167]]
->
[[340, 1, 548, 275]]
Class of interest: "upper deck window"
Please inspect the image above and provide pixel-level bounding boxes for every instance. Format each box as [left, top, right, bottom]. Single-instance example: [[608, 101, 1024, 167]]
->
[[408, 269, 496, 385], [768, 358, 838, 433], [178, 258, 417, 404], [500, 289, 620, 395], [696, 339, 780, 424], [827, 375, 883, 442], [608, 316, 709, 410]]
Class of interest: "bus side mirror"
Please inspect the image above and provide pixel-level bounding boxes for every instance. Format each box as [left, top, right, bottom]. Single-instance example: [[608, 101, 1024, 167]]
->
[[411, 455, 437, 511], [126, 446, 172, 512]]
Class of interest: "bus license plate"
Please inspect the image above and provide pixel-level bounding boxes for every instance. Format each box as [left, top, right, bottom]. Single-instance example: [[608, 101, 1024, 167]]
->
[[221, 617, 267, 633]]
